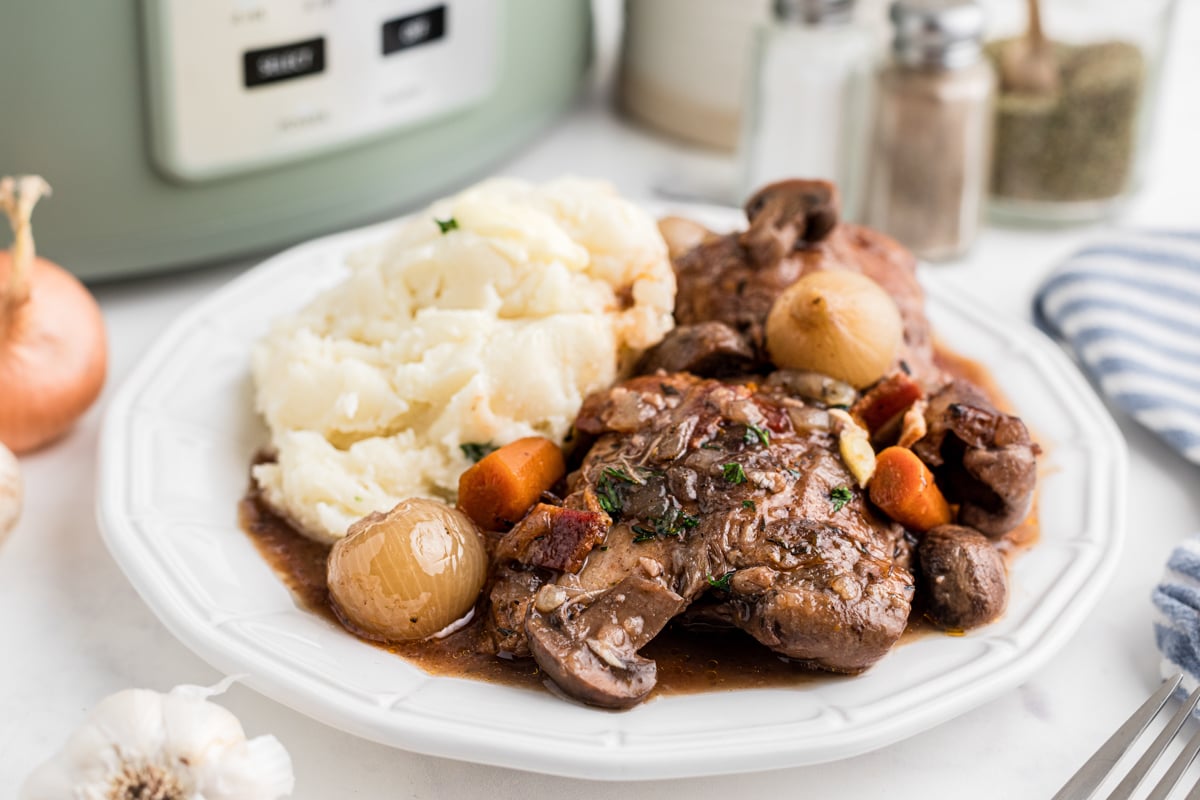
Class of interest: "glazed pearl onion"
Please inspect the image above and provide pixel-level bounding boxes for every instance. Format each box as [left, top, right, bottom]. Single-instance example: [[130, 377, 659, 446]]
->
[[328, 498, 488, 642]]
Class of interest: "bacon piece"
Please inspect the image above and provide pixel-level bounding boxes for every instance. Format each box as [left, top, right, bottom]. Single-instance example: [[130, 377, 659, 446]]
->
[[852, 371, 924, 435], [495, 503, 610, 573]]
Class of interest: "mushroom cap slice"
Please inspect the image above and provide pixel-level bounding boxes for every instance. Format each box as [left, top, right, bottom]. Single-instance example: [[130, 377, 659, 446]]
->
[[526, 576, 684, 709]]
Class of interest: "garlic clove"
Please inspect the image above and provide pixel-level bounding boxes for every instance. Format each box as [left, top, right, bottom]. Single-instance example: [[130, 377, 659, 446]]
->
[[20, 680, 294, 800], [195, 735, 297, 800], [0, 441, 20, 540], [161, 686, 246, 761]]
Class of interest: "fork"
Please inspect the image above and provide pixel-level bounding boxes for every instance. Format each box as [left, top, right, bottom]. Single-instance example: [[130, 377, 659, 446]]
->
[[1053, 673, 1200, 799]]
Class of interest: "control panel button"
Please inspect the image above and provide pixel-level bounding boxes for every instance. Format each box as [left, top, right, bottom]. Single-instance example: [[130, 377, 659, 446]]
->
[[243, 37, 326, 88], [382, 6, 446, 56], [143, 0, 498, 181]]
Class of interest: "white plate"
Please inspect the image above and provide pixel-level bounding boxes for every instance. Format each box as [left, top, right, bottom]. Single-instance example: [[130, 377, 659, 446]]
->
[[97, 208, 1127, 781]]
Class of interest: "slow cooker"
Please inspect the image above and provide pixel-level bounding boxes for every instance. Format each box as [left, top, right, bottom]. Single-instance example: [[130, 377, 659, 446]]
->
[[0, 0, 592, 279]]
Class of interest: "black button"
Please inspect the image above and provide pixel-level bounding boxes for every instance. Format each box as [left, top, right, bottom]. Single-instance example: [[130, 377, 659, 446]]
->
[[243, 37, 326, 88], [382, 6, 446, 56]]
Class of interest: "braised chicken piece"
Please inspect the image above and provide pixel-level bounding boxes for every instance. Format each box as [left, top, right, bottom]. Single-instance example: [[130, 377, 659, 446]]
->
[[486, 374, 913, 708], [483, 180, 1040, 708], [641, 179, 938, 385]]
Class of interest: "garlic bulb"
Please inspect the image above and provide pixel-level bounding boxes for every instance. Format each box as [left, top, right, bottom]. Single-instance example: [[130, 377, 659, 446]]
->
[[21, 677, 294, 800], [0, 441, 20, 541]]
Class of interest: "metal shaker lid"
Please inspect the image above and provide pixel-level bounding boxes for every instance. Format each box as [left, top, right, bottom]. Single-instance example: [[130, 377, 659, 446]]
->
[[774, 0, 856, 25], [890, 0, 985, 68]]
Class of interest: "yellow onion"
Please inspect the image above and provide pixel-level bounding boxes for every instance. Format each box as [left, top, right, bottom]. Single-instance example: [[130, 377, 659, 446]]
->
[[766, 270, 902, 389], [328, 498, 488, 642], [0, 176, 107, 454]]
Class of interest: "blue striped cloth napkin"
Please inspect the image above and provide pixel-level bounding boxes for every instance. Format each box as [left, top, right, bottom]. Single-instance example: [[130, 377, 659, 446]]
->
[[1154, 537, 1200, 692], [1034, 230, 1200, 465]]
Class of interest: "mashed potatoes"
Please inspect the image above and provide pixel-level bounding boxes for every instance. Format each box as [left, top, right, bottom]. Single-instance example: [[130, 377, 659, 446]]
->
[[252, 178, 675, 543]]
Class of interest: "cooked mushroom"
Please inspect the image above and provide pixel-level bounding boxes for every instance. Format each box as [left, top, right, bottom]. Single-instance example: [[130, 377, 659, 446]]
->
[[636, 321, 757, 377], [525, 576, 684, 709], [738, 179, 840, 266], [913, 380, 1038, 536], [919, 524, 1008, 630]]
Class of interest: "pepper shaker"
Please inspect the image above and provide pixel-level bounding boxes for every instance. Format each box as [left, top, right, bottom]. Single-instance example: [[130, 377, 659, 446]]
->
[[864, 0, 994, 261], [737, 0, 877, 221]]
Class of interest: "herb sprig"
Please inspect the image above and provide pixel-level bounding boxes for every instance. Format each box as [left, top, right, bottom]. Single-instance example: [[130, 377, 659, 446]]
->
[[460, 442, 498, 462], [595, 467, 633, 519], [435, 217, 459, 234], [743, 424, 770, 447], [830, 485, 854, 513], [632, 506, 700, 543], [706, 571, 735, 591]]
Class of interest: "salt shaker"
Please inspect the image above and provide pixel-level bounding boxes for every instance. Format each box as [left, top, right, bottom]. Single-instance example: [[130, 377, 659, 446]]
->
[[864, 0, 994, 261], [737, 0, 877, 221]]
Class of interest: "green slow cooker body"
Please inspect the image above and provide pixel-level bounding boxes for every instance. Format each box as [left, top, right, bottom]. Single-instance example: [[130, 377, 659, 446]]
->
[[0, 1, 592, 280]]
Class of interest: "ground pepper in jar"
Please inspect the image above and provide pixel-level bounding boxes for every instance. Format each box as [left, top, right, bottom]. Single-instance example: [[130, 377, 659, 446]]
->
[[864, 0, 994, 262], [988, 39, 1145, 204]]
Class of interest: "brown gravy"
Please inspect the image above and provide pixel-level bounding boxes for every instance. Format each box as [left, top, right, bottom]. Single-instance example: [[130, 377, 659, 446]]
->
[[241, 493, 840, 695], [239, 349, 1038, 699], [240, 490, 1012, 698]]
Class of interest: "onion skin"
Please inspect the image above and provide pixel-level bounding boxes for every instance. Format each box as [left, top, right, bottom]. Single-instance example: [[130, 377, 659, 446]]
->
[[0, 442, 20, 541], [0, 253, 108, 453], [328, 498, 488, 642]]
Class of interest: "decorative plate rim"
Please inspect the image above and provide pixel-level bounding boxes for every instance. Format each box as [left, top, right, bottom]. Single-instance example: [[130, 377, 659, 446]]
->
[[96, 207, 1127, 780]]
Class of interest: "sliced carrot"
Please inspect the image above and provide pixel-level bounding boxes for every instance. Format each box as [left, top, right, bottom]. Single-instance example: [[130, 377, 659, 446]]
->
[[868, 446, 952, 533], [458, 436, 566, 531]]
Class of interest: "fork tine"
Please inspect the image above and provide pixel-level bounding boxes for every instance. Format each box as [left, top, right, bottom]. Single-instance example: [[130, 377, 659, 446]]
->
[[1109, 683, 1200, 799], [1051, 674, 1183, 800], [1144, 725, 1200, 800], [1183, 767, 1200, 800]]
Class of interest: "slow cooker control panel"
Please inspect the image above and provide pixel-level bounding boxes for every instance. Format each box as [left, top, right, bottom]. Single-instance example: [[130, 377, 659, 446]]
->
[[142, 0, 498, 182]]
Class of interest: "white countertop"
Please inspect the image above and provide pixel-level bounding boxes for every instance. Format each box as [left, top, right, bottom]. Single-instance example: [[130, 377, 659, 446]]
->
[[4, 3, 1200, 797]]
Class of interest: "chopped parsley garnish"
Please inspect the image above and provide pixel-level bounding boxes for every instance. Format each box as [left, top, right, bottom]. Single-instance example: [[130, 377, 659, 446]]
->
[[604, 467, 634, 482], [631, 507, 700, 543], [596, 478, 623, 517], [830, 485, 853, 513], [631, 525, 658, 543], [722, 463, 747, 484], [785, 468, 802, 478], [460, 442, 498, 462], [435, 217, 459, 233], [742, 500, 756, 510], [700, 443, 721, 451], [595, 467, 636, 519], [706, 571, 735, 591], [743, 424, 770, 447]]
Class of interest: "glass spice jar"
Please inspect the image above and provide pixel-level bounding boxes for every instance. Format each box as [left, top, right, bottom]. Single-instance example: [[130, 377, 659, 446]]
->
[[737, 0, 878, 221], [864, 0, 995, 261], [981, 0, 1178, 223]]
